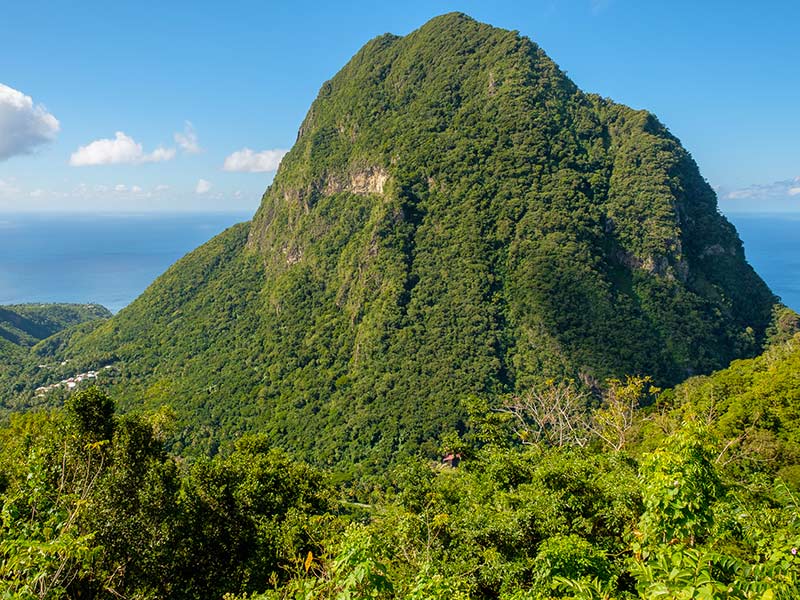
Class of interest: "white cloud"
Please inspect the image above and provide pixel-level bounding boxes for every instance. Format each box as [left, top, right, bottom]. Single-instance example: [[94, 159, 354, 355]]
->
[[174, 121, 201, 153], [195, 178, 212, 194], [69, 131, 176, 166], [0, 178, 20, 196], [0, 177, 262, 212], [725, 189, 752, 200], [147, 146, 176, 162], [223, 148, 287, 173], [718, 176, 800, 212], [0, 83, 60, 161], [722, 178, 800, 201]]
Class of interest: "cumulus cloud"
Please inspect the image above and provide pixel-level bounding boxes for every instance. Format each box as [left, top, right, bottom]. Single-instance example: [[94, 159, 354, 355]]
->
[[223, 148, 287, 173], [195, 179, 212, 194], [174, 121, 201, 153], [69, 131, 176, 166], [0, 83, 60, 161], [147, 146, 176, 162], [789, 187, 800, 196]]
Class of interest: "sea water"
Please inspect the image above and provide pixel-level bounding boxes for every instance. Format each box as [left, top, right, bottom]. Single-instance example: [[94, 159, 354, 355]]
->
[[0, 211, 797, 314], [729, 212, 800, 313], [0, 213, 250, 313]]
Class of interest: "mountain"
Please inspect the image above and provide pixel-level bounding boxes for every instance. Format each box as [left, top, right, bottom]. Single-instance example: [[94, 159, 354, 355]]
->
[[28, 13, 781, 466]]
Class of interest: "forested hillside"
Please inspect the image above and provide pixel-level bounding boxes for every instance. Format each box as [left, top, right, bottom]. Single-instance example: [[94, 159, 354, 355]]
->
[[2, 11, 799, 598], [8, 13, 784, 468], [0, 303, 110, 349], [640, 310, 800, 482], [2, 335, 800, 598], [0, 304, 111, 400]]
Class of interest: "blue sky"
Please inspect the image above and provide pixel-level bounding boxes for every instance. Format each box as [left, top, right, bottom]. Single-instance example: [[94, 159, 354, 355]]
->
[[0, 0, 798, 214]]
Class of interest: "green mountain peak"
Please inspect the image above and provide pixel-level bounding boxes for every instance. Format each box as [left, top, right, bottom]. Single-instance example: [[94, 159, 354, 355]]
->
[[23, 14, 780, 466]]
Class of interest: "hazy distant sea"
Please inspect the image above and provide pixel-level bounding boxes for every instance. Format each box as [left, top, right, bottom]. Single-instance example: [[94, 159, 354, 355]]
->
[[0, 213, 250, 313], [0, 211, 797, 314]]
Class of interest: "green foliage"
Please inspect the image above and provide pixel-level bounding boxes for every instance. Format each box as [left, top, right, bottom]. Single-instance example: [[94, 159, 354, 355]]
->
[[328, 526, 394, 600], [637, 425, 720, 547], [2, 360, 800, 599], [533, 534, 614, 592], [0, 304, 110, 410], [641, 333, 800, 479], [630, 543, 800, 600], [0, 414, 105, 599], [0, 453, 99, 599], [168, 436, 332, 599], [2, 11, 800, 600], [627, 423, 800, 600], [0, 303, 110, 349], [765, 305, 800, 347], [64, 387, 115, 443], [0, 391, 334, 600]]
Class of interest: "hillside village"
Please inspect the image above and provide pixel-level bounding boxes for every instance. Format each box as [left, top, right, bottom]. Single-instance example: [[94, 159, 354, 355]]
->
[[34, 364, 113, 397]]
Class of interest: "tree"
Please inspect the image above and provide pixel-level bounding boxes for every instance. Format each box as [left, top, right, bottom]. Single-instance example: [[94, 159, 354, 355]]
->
[[591, 376, 656, 452], [64, 386, 115, 444], [497, 380, 591, 447], [0, 426, 105, 598]]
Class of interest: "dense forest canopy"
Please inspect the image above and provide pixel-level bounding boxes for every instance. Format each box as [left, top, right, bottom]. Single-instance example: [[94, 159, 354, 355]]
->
[[2, 333, 800, 598], [0, 303, 110, 349]]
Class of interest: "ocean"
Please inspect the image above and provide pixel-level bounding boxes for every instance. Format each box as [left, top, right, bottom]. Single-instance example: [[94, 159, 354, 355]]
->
[[729, 212, 800, 313], [0, 213, 251, 313], [0, 211, 797, 314]]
